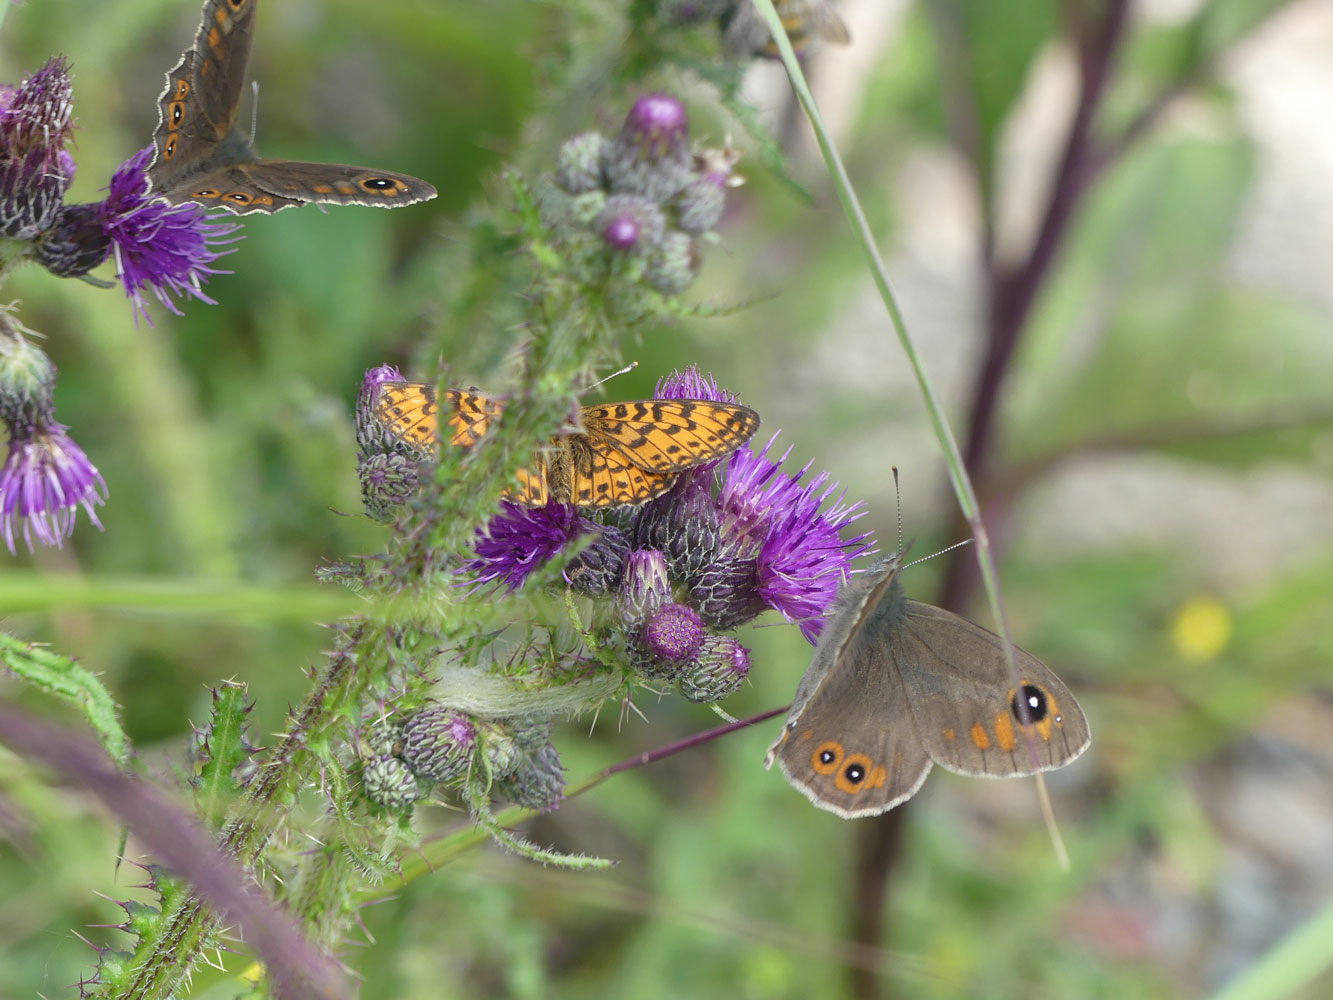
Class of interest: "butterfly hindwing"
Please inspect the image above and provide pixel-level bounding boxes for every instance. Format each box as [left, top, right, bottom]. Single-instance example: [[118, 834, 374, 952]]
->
[[894, 600, 1091, 778], [558, 436, 678, 507]]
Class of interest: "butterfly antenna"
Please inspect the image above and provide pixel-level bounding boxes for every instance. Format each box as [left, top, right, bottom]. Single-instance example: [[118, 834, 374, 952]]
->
[[587, 360, 638, 393], [901, 538, 973, 571], [249, 81, 260, 143], [891, 467, 904, 553]]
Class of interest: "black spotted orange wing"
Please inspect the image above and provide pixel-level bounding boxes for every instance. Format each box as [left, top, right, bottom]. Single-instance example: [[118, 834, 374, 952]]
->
[[373, 382, 505, 452], [561, 399, 761, 506], [371, 382, 760, 509]]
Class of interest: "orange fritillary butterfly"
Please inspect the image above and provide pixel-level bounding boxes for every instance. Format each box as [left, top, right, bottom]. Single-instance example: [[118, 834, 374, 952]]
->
[[372, 380, 761, 508]]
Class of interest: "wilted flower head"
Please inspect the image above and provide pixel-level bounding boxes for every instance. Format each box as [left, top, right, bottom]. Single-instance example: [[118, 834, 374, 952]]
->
[[0, 327, 106, 554], [33, 202, 111, 278], [0, 57, 76, 239], [100, 147, 242, 323]]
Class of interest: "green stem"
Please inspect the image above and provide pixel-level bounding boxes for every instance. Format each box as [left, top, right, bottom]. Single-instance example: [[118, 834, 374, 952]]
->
[[746, 0, 1025, 709]]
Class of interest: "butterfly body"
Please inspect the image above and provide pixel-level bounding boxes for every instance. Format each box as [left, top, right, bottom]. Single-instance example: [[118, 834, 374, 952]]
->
[[149, 0, 436, 214], [767, 554, 1090, 818], [372, 380, 760, 509]]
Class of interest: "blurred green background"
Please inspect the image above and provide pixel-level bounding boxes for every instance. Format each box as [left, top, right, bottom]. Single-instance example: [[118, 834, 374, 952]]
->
[[2, 0, 1332, 997]]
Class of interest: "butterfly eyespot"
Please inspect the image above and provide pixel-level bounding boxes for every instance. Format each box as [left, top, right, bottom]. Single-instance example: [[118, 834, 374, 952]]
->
[[223, 192, 253, 204], [193, 188, 221, 199], [172, 79, 190, 101], [168, 101, 186, 128], [811, 740, 843, 775], [359, 177, 403, 194], [834, 753, 881, 795], [1010, 684, 1050, 725], [163, 135, 178, 160]]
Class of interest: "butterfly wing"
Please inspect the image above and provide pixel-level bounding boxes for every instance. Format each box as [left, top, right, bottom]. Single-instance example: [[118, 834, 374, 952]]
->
[[894, 600, 1091, 778], [767, 618, 932, 818], [151, 0, 257, 185], [766, 557, 933, 818], [374, 382, 507, 453], [580, 399, 760, 473], [555, 436, 677, 507], [150, 0, 435, 213], [241, 160, 436, 209]]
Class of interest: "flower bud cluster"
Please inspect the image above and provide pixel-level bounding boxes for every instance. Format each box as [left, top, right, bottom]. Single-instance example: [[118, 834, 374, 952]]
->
[[543, 93, 739, 298], [357, 706, 565, 813]]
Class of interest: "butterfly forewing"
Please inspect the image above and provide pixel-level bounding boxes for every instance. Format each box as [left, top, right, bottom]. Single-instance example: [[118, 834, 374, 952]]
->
[[558, 436, 678, 507], [895, 601, 1091, 778], [150, 0, 437, 213], [581, 400, 761, 473]]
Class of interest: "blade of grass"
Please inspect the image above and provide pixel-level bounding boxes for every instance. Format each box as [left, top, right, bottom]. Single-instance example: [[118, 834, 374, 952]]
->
[[749, 0, 1068, 863], [1207, 898, 1333, 1000]]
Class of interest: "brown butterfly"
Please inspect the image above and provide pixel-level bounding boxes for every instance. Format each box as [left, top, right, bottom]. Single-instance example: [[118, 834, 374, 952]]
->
[[372, 380, 761, 508], [148, 0, 436, 214], [767, 552, 1090, 817]]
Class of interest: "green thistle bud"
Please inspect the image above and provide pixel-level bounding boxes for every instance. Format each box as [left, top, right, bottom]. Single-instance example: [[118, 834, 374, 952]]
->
[[644, 231, 700, 295], [679, 634, 751, 703], [555, 132, 607, 194], [598, 194, 667, 255], [478, 720, 522, 779], [362, 755, 422, 810], [496, 741, 565, 811], [357, 452, 422, 524], [400, 706, 477, 783], [675, 176, 726, 235], [569, 190, 608, 227]]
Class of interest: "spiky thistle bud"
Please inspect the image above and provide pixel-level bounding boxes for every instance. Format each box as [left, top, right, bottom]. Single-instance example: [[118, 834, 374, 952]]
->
[[400, 706, 477, 784], [679, 635, 751, 703], [362, 756, 422, 811], [555, 132, 606, 194], [604, 93, 694, 202]]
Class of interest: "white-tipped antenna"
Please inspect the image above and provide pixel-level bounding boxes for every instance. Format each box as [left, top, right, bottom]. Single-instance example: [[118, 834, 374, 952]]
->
[[890, 467, 974, 570], [588, 360, 638, 393], [250, 81, 260, 142], [892, 467, 904, 553]]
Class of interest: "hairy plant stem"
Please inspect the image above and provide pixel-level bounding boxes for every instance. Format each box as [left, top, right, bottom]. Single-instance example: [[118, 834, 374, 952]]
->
[[118, 626, 370, 999]]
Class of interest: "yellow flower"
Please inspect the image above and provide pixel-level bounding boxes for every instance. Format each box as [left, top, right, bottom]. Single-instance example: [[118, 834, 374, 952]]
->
[[1171, 596, 1232, 662]]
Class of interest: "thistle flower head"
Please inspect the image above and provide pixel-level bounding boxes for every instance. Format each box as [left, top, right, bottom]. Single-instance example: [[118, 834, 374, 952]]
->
[[617, 547, 672, 625], [643, 601, 707, 663], [598, 194, 666, 254], [354, 364, 410, 456], [0, 324, 107, 555], [100, 147, 242, 323], [715, 435, 874, 641], [494, 737, 565, 811], [467, 500, 587, 592], [644, 230, 700, 296], [0, 57, 76, 239], [605, 93, 694, 202], [33, 202, 111, 278]]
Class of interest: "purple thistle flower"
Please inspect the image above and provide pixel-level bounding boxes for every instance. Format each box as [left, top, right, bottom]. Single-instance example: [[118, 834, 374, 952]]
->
[[0, 57, 76, 239], [717, 435, 873, 642], [0, 418, 107, 555], [99, 147, 242, 323], [355, 364, 410, 456], [0, 326, 106, 554], [643, 602, 707, 662], [655, 366, 741, 404], [467, 500, 586, 591]]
